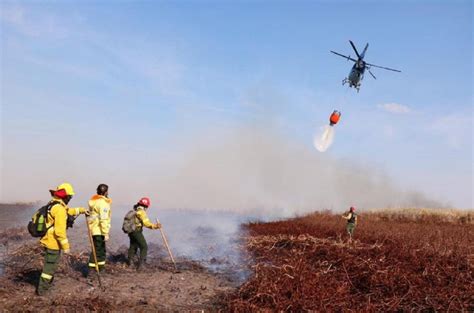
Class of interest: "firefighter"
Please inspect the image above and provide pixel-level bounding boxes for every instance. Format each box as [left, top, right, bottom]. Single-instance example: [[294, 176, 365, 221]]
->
[[342, 206, 358, 242], [125, 197, 161, 270], [37, 183, 88, 296], [86, 184, 112, 274]]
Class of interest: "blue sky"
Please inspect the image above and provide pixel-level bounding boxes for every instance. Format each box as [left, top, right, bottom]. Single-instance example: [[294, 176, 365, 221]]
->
[[1, 1, 472, 208]]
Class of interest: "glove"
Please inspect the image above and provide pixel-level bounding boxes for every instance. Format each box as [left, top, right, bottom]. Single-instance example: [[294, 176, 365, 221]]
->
[[104, 234, 109, 242], [63, 249, 71, 255], [80, 207, 91, 215]]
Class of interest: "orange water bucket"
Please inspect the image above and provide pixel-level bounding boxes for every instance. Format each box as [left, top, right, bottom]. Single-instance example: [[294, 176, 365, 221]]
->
[[329, 110, 341, 125]]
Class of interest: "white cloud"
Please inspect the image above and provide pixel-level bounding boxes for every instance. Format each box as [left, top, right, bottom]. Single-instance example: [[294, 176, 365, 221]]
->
[[377, 103, 411, 114]]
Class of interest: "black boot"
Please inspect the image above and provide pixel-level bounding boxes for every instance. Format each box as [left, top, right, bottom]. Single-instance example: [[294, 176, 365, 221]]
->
[[137, 259, 147, 271]]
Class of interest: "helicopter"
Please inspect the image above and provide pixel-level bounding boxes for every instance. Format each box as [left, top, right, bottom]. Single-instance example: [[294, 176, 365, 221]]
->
[[331, 40, 401, 92]]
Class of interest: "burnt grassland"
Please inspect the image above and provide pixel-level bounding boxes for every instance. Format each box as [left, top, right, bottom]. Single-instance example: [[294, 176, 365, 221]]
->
[[0, 228, 236, 311], [226, 209, 474, 312]]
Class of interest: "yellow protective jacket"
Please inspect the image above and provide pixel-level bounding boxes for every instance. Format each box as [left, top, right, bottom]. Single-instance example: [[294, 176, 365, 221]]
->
[[135, 207, 159, 230], [87, 194, 112, 236], [39, 198, 85, 251]]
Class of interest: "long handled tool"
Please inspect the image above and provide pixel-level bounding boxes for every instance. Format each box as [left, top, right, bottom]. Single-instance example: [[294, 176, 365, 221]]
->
[[157, 219, 178, 272], [85, 215, 102, 288]]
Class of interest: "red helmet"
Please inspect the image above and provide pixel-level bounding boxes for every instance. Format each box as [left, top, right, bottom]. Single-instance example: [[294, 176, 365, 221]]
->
[[138, 197, 151, 207]]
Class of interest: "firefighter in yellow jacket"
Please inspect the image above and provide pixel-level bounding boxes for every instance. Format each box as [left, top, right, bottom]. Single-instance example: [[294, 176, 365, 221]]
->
[[37, 183, 87, 296], [125, 197, 161, 269], [87, 184, 112, 273]]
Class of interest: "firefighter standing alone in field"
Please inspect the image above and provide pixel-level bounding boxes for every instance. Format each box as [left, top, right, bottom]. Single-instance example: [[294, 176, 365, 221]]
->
[[342, 206, 358, 242], [122, 197, 161, 270], [87, 184, 112, 274], [37, 183, 88, 296]]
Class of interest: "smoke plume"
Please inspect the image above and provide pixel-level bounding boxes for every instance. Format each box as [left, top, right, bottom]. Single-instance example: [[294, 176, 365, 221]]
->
[[149, 125, 440, 216]]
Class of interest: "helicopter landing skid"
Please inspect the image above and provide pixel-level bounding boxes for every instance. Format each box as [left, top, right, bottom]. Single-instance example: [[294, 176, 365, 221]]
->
[[355, 83, 360, 92], [343, 78, 360, 92]]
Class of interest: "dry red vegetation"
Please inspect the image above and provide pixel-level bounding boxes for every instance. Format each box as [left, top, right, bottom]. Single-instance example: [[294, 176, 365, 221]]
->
[[226, 210, 474, 312]]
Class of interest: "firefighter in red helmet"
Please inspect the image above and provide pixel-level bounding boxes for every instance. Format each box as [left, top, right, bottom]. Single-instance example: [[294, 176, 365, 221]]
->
[[342, 206, 358, 242], [122, 197, 161, 270]]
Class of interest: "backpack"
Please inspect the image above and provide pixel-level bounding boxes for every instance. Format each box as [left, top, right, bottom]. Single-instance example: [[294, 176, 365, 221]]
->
[[27, 201, 59, 238], [348, 212, 357, 224], [122, 210, 137, 234]]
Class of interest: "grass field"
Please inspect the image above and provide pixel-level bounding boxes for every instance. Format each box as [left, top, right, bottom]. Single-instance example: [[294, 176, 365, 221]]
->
[[226, 209, 473, 311], [1, 208, 472, 311]]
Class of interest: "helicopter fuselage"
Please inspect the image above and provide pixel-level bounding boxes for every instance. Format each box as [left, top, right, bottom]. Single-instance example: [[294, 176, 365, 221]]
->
[[344, 62, 365, 91]]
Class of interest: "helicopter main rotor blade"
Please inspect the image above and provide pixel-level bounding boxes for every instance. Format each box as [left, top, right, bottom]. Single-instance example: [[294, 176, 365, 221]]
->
[[330, 50, 357, 62], [367, 68, 376, 79], [349, 40, 361, 59], [360, 43, 369, 59], [365, 62, 401, 72]]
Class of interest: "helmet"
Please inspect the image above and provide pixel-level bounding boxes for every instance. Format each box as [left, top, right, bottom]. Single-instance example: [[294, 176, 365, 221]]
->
[[96, 184, 109, 196], [350, 206, 356, 212], [54, 183, 75, 196], [138, 197, 151, 207]]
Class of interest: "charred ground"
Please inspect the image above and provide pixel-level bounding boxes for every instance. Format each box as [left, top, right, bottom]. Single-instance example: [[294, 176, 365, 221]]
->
[[0, 228, 239, 312]]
